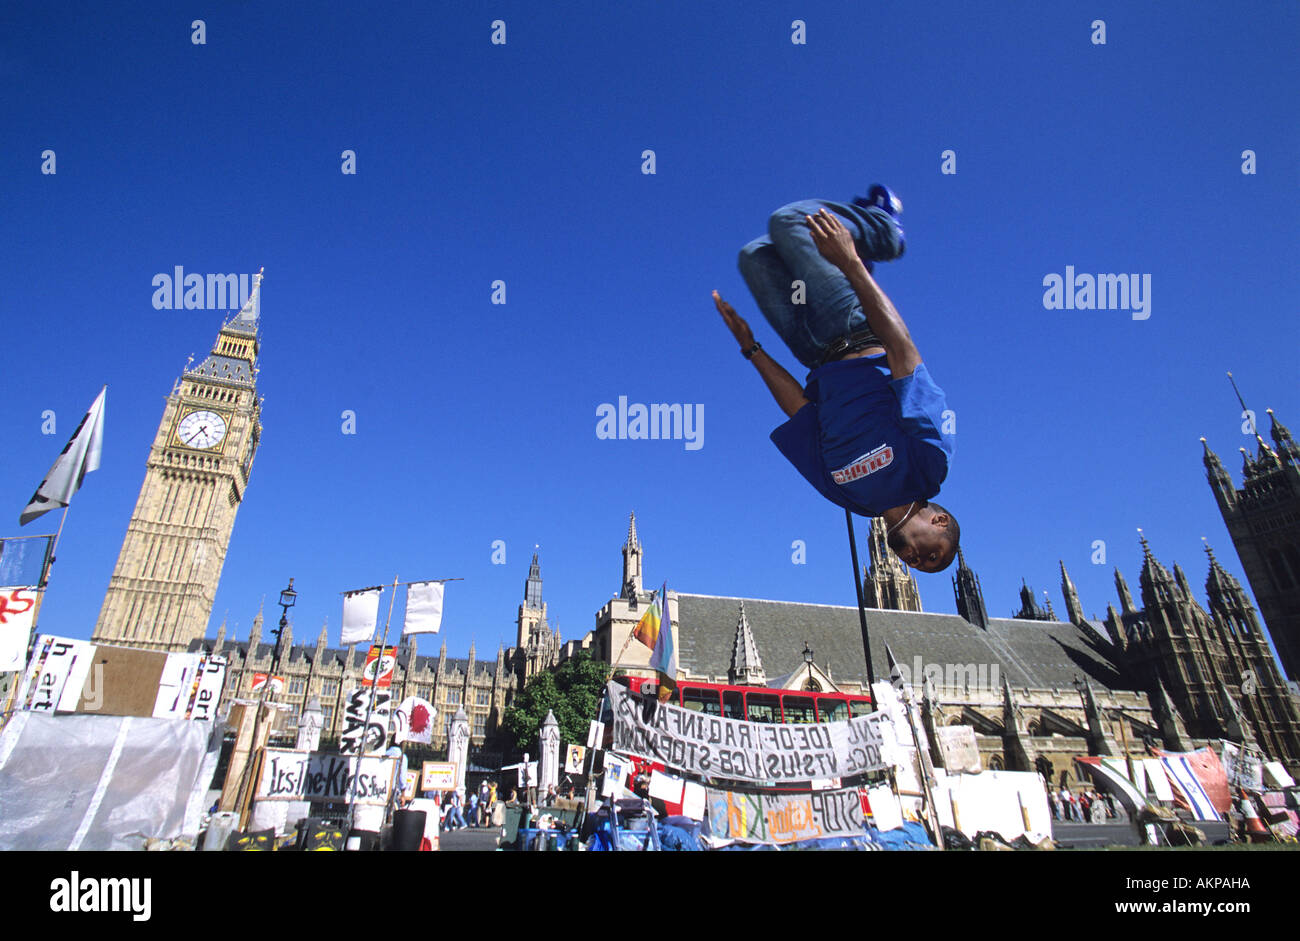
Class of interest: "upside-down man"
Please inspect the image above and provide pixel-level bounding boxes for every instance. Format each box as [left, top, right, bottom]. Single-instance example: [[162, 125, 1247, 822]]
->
[[714, 187, 959, 573]]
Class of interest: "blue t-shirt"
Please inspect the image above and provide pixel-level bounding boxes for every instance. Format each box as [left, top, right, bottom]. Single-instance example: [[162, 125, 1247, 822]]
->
[[770, 355, 953, 516]]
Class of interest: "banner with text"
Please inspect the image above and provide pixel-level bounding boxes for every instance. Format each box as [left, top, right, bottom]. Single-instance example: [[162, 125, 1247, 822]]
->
[[606, 682, 889, 784], [339, 686, 392, 756], [256, 749, 399, 806], [706, 786, 867, 844]]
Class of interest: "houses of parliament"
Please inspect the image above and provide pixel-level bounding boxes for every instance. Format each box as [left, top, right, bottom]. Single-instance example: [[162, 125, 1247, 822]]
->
[[86, 278, 1300, 774]]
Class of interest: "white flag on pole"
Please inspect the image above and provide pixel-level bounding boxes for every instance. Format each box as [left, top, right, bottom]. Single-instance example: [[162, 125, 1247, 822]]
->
[[341, 588, 381, 646], [403, 581, 444, 635], [0, 587, 39, 672], [20, 386, 106, 526]]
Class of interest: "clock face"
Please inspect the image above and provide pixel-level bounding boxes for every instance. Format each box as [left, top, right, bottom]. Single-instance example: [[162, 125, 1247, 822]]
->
[[177, 409, 228, 449]]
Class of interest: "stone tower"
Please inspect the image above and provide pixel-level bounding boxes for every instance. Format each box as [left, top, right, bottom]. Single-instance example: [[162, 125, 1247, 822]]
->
[[515, 550, 560, 683], [1201, 406, 1300, 681], [93, 271, 264, 651]]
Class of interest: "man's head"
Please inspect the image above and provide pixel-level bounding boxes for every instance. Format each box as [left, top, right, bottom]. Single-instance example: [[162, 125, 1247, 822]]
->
[[887, 501, 959, 573]]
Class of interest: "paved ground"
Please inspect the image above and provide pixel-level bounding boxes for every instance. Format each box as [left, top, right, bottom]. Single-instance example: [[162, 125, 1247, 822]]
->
[[437, 825, 504, 852]]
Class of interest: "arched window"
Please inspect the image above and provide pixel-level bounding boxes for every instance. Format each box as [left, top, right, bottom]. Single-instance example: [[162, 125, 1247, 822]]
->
[[988, 754, 1005, 771], [803, 678, 822, 692]]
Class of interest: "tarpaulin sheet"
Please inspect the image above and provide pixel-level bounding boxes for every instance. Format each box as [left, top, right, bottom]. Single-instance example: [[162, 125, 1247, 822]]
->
[[0, 712, 221, 850]]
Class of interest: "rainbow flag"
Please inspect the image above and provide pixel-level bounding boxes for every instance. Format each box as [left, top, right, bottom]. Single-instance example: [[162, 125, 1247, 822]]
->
[[632, 586, 662, 649], [633, 582, 676, 702]]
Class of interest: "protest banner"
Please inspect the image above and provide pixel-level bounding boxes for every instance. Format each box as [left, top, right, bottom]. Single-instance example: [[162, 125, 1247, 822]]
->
[[421, 761, 456, 791], [255, 749, 399, 806], [564, 744, 586, 775], [706, 786, 867, 844], [606, 681, 889, 785], [339, 686, 392, 756], [0, 587, 38, 672], [362, 644, 397, 688], [1221, 741, 1263, 792], [18, 636, 96, 713], [252, 672, 284, 695]]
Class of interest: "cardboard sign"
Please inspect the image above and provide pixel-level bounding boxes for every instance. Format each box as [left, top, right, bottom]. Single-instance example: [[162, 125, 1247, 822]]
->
[[564, 744, 586, 775], [936, 725, 982, 773], [421, 761, 457, 791]]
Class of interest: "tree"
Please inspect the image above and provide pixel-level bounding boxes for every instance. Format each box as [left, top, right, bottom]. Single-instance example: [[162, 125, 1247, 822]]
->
[[502, 652, 610, 752]]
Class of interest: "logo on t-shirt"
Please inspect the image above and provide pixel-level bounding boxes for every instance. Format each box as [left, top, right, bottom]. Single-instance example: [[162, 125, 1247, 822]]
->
[[831, 444, 894, 484]]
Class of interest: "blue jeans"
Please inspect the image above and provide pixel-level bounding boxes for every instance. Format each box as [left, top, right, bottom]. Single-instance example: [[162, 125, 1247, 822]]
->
[[738, 199, 905, 370]]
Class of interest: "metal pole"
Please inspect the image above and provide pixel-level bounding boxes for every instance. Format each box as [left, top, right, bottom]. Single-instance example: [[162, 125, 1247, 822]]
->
[[844, 510, 877, 696], [347, 574, 400, 841]]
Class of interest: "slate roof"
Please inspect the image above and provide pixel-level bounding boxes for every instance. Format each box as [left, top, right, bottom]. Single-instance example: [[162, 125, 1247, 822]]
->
[[674, 593, 1128, 692], [186, 353, 254, 386]]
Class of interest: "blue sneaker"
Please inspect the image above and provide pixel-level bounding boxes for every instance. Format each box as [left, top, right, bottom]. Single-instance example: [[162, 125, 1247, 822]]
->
[[852, 184, 906, 257]]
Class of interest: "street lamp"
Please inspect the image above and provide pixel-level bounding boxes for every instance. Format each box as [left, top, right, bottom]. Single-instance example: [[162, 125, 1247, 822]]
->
[[234, 576, 295, 828], [269, 578, 296, 681]]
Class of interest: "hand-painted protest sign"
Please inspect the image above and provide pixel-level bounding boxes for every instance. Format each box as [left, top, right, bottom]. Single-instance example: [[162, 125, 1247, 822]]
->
[[936, 725, 982, 773], [339, 686, 392, 756], [421, 761, 457, 791], [606, 682, 889, 785], [706, 786, 867, 844], [0, 587, 39, 672], [255, 749, 398, 806]]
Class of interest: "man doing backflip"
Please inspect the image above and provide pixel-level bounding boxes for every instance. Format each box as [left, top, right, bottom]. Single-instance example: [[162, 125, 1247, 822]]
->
[[713, 186, 959, 573]]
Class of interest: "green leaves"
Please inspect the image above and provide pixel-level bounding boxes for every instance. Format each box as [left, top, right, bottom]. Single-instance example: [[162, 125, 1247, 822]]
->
[[502, 652, 609, 751]]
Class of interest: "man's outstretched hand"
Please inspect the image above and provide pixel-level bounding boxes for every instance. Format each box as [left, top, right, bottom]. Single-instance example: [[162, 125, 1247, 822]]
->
[[806, 208, 862, 273], [713, 290, 755, 350]]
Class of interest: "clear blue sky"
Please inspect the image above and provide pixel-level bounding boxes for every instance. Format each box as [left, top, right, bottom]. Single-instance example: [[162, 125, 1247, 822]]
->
[[3, 3, 1297, 664]]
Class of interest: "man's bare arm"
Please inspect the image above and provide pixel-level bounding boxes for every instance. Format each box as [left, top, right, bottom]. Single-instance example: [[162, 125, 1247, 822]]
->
[[806, 209, 922, 380], [713, 290, 809, 418]]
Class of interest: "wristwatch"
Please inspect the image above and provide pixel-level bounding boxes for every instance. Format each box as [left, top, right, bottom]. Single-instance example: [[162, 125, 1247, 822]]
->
[[742, 341, 762, 360]]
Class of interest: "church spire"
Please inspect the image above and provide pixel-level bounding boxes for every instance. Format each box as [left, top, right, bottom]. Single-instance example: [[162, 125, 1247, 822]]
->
[[1060, 560, 1084, 625], [1268, 408, 1300, 463], [952, 547, 988, 630], [728, 601, 766, 686], [1137, 529, 1176, 602], [1114, 568, 1137, 615], [621, 512, 643, 599]]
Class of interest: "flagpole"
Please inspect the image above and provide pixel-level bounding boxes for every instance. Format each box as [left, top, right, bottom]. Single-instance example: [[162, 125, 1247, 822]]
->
[[348, 574, 400, 842], [844, 510, 877, 700], [3, 513, 69, 726]]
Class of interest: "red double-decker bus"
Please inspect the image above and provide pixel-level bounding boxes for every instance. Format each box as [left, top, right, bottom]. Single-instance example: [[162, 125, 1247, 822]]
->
[[621, 676, 872, 723]]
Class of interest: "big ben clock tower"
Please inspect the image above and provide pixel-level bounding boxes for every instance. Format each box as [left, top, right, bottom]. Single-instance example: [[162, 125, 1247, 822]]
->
[[93, 270, 265, 652]]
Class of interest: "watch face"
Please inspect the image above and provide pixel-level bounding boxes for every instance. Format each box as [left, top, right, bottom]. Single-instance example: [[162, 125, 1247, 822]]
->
[[177, 409, 228, 449]]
